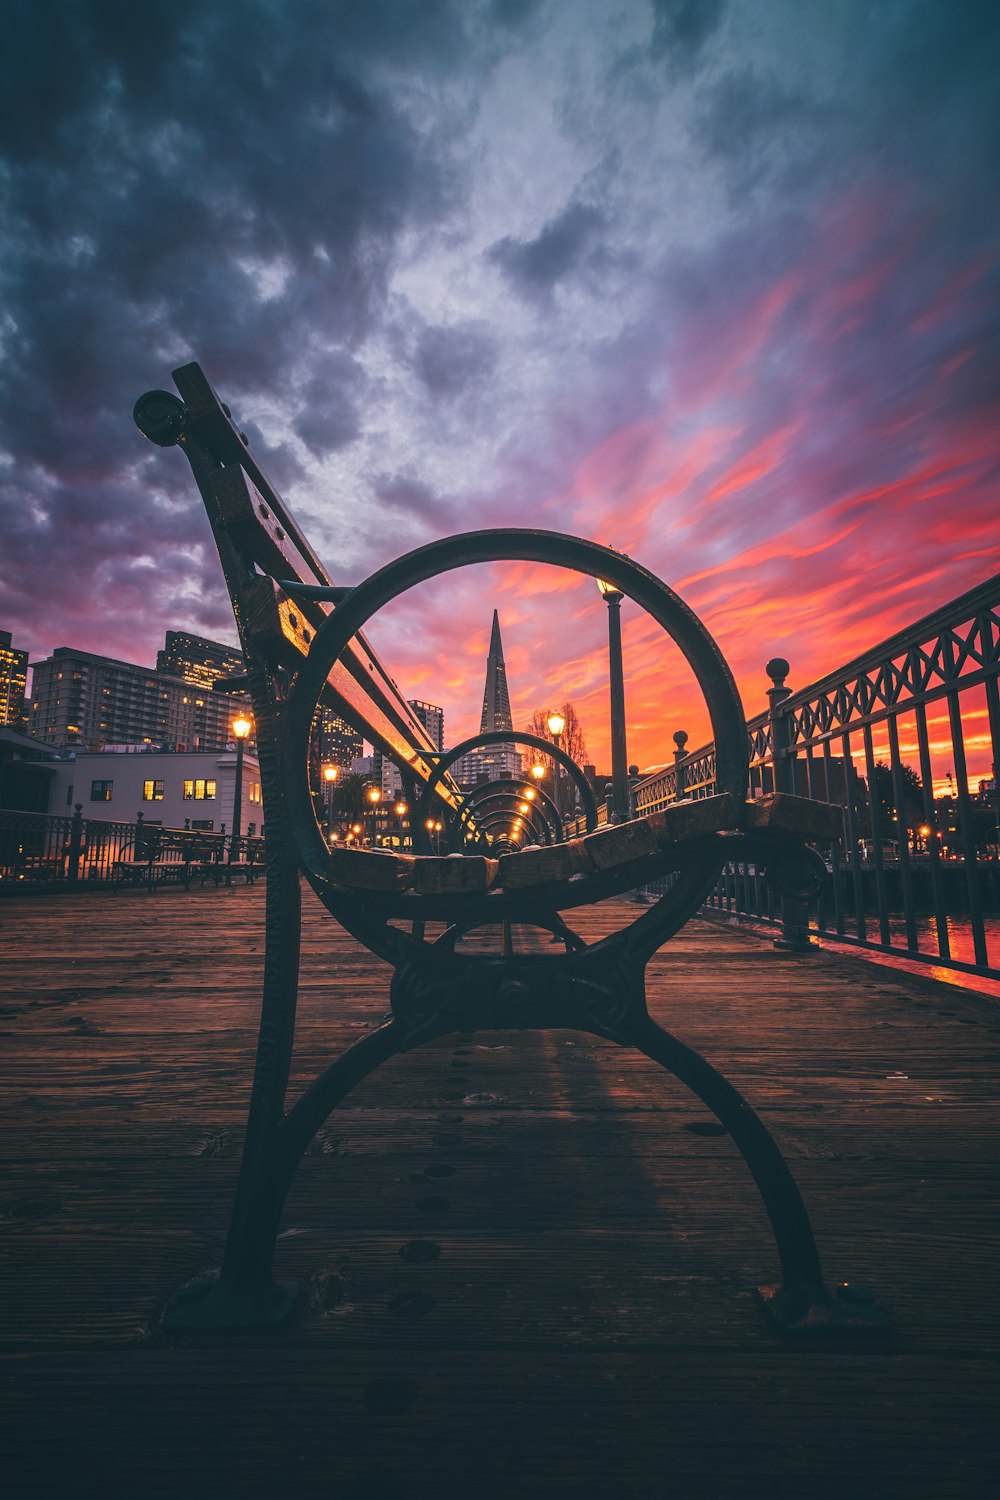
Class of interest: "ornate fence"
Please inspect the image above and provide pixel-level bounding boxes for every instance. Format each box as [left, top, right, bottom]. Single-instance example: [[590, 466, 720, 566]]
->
[[631, 570, 1000, 981], [0, 808, 134, 888], [0, 808, 263, 891]]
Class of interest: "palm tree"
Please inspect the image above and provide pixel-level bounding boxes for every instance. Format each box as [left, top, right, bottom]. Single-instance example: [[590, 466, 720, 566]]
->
[[328, 772, 376, 834]]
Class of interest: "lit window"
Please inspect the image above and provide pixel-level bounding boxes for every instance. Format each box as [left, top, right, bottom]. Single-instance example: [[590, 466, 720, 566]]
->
[[90, 780, 113, 802], [143, 780, 165, 802]]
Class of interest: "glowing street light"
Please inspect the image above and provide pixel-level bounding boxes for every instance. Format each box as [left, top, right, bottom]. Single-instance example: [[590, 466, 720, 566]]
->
[[546, 710, 566, 815], [366, 785, 381, 845], [597, 550, 629, 824], [322, 763, 339, 839], [530, 764, 545, 781], [229, 713, 252, 864]]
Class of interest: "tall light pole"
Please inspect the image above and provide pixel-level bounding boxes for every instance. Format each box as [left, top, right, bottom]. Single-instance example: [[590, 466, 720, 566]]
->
[[323, 764, 339, 840], [546, 709, 566, 817], [596, 569, 629, 823], [367, 785, 381, 846], [230, 713, 252, 863]]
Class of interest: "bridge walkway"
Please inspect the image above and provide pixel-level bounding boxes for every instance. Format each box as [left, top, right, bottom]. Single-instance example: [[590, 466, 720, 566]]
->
[[0, 886, 997, 1498]]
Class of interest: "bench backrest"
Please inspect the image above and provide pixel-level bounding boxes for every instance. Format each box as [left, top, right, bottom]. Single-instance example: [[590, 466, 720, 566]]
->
[[165, 363, 463, 810]]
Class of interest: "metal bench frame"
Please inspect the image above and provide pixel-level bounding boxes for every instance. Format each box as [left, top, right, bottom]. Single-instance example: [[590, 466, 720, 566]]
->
[[134, 365, 887, 1337]]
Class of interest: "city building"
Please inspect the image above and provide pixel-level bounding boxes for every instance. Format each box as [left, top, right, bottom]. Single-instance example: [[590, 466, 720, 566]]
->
[[155, 630, 245, 691], [316, 705, 363, 772], [452, 611, 522, 787], [409, 699, 444, 752], [375, 700, 445, 801], [45, 747, 263, 837], [28, 637, 250, 752], [0, 630, 29, 732]]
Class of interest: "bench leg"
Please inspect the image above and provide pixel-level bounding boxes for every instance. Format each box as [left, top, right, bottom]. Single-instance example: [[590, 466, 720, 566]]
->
[[628, 1011, 889, 1334], [160, 1022, 401, 1333]]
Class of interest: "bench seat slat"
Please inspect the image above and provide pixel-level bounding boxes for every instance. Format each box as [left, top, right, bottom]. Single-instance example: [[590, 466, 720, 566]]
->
[[321, 790, 845, 897], [328, 847, 415, 892], [743, 791, 844, 838], [496, 840, 591, 890], [410, 856, 498, 896]]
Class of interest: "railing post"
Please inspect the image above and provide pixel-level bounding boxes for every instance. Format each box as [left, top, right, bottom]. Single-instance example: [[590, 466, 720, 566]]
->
[[67, 804, 83, 887], [673, 731, 688, 801], [767, 658, 817, 952]]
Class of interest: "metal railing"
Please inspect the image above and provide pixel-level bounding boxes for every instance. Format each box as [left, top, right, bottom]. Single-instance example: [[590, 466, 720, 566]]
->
[[0, 807, 264, 891], [631, 570, 1000, 981]]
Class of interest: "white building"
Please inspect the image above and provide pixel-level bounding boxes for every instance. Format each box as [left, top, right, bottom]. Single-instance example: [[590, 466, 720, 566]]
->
[[46, 747, 264, 837]]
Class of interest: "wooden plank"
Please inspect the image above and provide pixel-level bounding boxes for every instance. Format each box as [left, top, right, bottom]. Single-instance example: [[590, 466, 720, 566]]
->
[[583, 818, 658, 870], [644, 792, 738, 843], [409, 856, 498, 896], [743, 791, 845, 839], [328, 847, 415, 892], [496, 839, 591, 888]]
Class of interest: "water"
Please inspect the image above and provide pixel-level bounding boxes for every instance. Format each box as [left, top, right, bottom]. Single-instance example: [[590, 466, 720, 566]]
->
[[817, 912, 1000, 998]]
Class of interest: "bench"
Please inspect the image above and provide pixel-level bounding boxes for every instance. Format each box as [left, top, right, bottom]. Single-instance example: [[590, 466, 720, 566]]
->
[[112, 823, 233, 892], [133, 364, 887, 1337]]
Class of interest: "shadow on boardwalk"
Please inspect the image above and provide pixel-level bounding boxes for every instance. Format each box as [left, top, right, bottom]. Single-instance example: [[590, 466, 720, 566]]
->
[[1, 885, 998, 1499]]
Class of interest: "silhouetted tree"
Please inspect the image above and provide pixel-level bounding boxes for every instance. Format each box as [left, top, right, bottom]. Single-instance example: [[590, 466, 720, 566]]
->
[[868, 760, 922, 837], [329, 772, 376, 825], [526, 703, 589, 769]]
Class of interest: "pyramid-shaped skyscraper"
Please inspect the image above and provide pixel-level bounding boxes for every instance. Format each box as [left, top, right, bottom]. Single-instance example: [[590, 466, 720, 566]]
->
[[452, 611, 522, 786], [480, 609, 513, 735]]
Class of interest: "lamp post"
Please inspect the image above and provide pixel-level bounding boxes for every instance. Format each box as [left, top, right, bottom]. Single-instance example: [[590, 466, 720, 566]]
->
[[367, 785, 381, 846], [230, 713, 252, 864], [323, 764, 339, 841], [393, 798, 408, 849], [546, 710, 565, 816], [597, 565, 629, 824]]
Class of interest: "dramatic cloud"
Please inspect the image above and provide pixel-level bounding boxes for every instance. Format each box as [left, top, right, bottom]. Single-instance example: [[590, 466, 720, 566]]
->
[[2, 0, 998, 777]]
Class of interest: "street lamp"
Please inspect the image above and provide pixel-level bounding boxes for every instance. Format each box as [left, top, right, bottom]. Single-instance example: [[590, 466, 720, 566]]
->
[[597, 560, 629, 824], [230, 713, 252, 863], [323, 764, 339, 840], [530, 763, 545, 781], [367, 785, 381, 845], [546, 711, 565, 815], [394, 799, 408, 849]]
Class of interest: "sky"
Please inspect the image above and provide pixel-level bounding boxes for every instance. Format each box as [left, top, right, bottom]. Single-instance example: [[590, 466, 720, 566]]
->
[[2, 0, 998, 773]]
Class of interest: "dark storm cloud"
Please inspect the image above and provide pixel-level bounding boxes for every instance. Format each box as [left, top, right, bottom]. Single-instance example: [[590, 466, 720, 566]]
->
[[292, 352, 368, 457], [372, 473, 450, 524], [414, 322, 499, 399], [488, 201, 607, 299], [649, 0, 725, 66], [0, 0, 496, 659]]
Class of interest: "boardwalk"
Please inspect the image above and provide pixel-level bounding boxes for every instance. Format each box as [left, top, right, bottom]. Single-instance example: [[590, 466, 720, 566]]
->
[[1, 885, 998, 1499]]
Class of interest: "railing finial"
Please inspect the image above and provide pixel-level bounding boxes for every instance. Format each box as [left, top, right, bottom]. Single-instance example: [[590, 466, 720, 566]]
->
[[766, 657, 790, 688]]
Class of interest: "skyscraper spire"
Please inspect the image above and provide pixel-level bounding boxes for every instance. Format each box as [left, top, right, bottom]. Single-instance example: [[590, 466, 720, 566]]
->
[[480, 609, 513, 734]]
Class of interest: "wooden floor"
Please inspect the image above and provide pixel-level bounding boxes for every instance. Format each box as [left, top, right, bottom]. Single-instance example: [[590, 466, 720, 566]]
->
[[1, 884, 998, 1499]]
